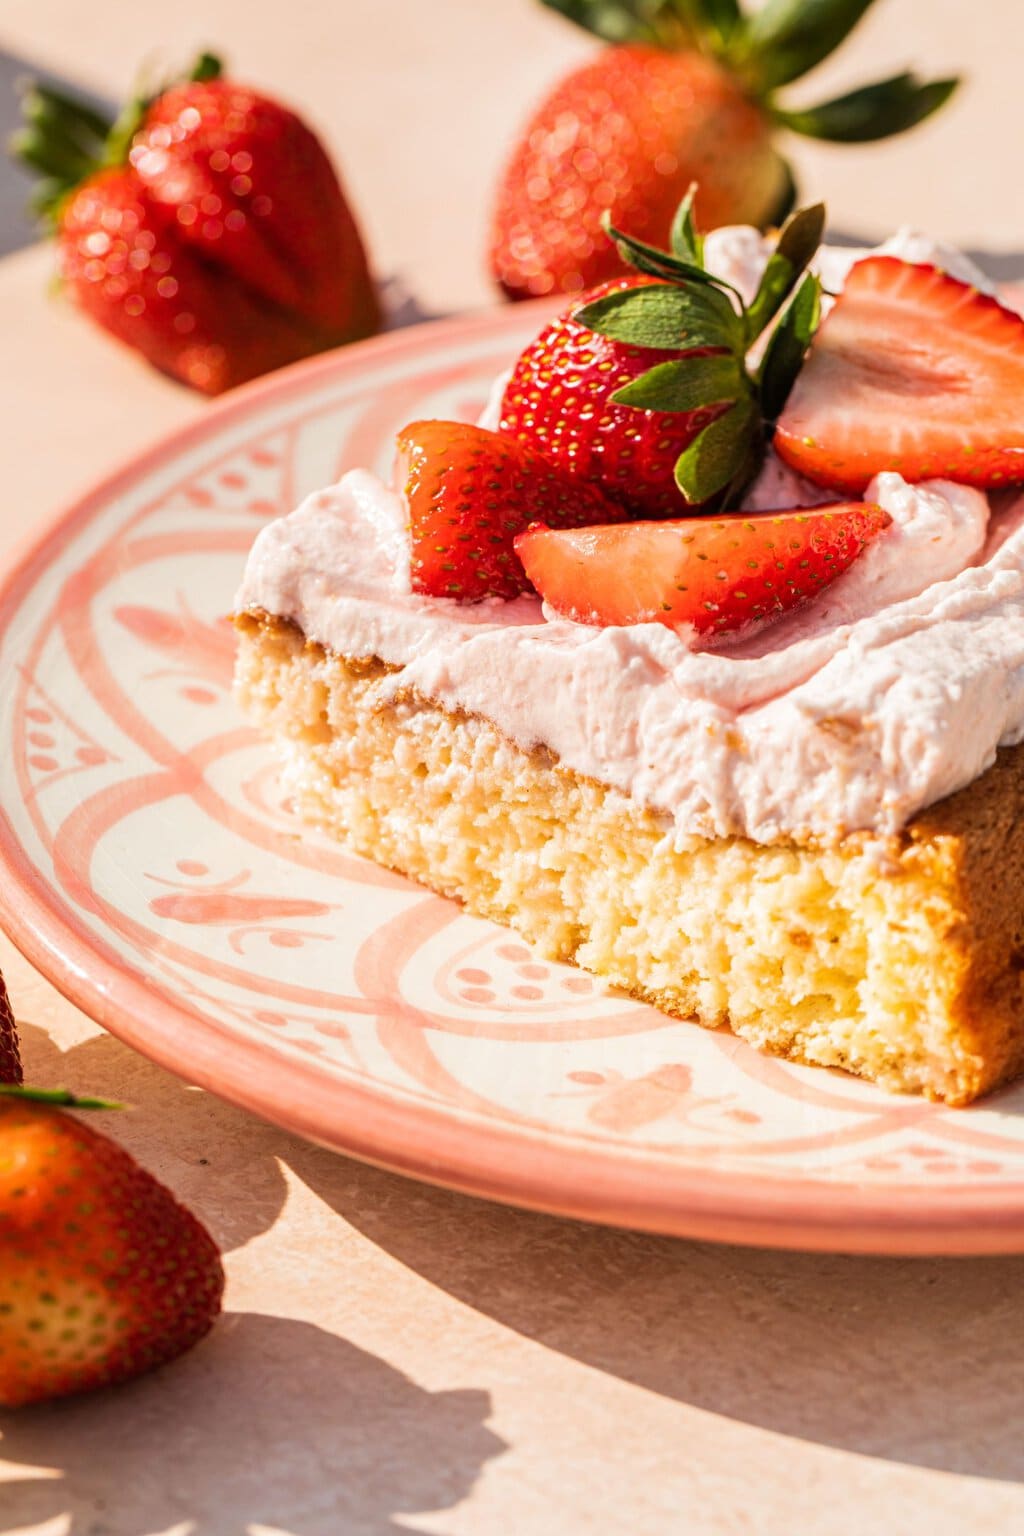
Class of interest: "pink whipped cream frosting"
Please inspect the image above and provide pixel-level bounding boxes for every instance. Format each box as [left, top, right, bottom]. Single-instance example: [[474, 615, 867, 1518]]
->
[[236, 231, 1024, 847]]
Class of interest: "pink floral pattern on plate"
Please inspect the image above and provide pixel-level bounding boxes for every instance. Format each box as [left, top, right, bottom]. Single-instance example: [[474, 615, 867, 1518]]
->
[[3, 306, 1024, 1255]]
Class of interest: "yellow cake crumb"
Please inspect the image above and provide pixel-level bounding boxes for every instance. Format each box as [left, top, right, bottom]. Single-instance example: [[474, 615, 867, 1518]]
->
[[234, 610, 1024, 1105]]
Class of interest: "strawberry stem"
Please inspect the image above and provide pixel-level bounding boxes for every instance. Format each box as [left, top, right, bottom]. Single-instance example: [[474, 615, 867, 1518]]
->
[[9, 81, 116, 221], [0, 1085, 123, 1110], [190, 52, 224, 83], [537, 1, 702, 50], [537, 0, 957, 149], [21, 81, 114, 148]]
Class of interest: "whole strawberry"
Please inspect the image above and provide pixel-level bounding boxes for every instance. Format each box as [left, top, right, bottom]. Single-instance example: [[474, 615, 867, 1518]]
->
[[0, 972, 22, 1086], [397, 420, 620, 599], [0, 1089, 224, 1406], [502, 192, 828, 514], [499, 273, 734, 519], [14, 55, 379, 393], [491, 1, 957, 301]]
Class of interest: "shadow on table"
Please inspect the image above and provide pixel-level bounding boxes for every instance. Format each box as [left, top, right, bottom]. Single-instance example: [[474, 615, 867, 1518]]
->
[[1, 1024, 504, 1534], [288, 1139, 1024, 1487], [0, 1313, 503, 1536], [10, 1019, 1024, 1499]]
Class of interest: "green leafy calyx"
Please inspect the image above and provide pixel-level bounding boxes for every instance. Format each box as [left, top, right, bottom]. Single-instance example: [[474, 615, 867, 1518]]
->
[[9, 53, 225, 225], [572, 186, 824, 507], [538, 0, 958, 148]]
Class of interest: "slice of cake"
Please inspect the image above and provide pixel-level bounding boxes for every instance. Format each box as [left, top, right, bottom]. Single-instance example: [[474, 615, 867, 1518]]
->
[[234, 204, 1024, 1106]]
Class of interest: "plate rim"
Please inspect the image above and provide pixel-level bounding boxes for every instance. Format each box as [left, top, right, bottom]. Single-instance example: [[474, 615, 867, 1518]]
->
[[4, 308, 1024, 1256]]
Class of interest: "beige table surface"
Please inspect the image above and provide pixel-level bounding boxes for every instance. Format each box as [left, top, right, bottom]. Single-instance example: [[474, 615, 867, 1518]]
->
[[2, 3, 1024, 1533]]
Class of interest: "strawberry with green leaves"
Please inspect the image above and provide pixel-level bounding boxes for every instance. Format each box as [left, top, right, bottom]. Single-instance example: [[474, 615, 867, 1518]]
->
[[491, 0, 957, 300], [498, 271, 738, 520], [515, 504, 890, 637], [0, 1088, 223, 1407], [397, 420, 621, 600], [13, 55, 379, 394], [501, 189, 827, 513]]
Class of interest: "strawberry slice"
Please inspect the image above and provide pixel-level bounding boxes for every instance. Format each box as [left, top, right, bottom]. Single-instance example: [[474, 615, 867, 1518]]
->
[[397, 421, 620, 601], [514, 505, 890, 638], [775, 257, 1024, 493]]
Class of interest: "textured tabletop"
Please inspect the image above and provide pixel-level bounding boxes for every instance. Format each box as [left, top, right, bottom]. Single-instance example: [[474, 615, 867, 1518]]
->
[[1, 3, 1023, 1532]]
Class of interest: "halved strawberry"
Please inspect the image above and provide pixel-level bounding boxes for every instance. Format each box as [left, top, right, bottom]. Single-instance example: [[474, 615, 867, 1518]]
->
[[775, 258, 1024, 493], [514, 504, 890, 638], [396, 421, 620, 601]]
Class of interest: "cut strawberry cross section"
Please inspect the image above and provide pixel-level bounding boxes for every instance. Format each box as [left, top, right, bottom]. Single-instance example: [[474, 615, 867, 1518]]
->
[[775, 257, 1024, 492]]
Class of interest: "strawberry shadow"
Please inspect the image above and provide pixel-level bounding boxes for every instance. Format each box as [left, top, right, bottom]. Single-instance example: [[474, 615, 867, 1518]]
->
[[0, 1312, 503, 1536]]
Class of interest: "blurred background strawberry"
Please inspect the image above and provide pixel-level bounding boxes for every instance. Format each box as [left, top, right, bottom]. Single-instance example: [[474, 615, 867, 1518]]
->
[[12, 53, 380, 392], [490, 0, 958, 299]]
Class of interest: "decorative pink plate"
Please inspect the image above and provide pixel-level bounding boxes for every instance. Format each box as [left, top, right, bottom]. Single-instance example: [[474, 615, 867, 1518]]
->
[[4, 306, 1024, 1255]]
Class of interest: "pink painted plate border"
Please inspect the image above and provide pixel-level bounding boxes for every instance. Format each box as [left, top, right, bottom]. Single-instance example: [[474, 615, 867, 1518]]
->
[[3, 305, 1024, 1256]]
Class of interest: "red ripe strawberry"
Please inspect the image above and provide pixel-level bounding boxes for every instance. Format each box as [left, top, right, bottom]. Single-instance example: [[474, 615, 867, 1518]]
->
[[491, 47, 785, 300], [0, 972, 22, 1086], [775, 258, 1024, 494], [499, 275, 733, 518], [397, 420, 620, 601], [15, 56, 378, 394], [515, 504, 890, 638], [490, 4, 957, 302], [0, 1091, 224, 1407]]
